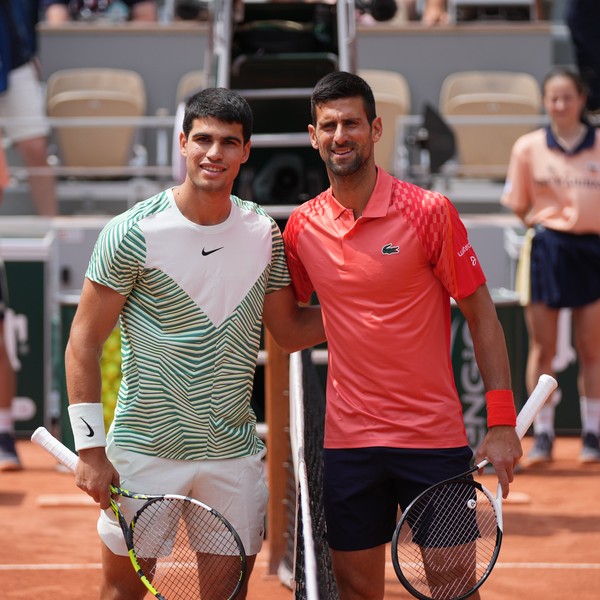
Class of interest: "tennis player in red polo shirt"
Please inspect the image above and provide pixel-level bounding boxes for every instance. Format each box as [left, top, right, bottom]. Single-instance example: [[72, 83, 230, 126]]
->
[[283, 71, 522, 600]]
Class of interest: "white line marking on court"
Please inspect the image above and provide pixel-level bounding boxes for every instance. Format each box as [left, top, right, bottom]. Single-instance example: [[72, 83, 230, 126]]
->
[[495, 563, 600, 569], [0, 559, 271, 571], [0, 564, 102, 570], [3, 561, 598, 572], [385, 562, 600, 570]]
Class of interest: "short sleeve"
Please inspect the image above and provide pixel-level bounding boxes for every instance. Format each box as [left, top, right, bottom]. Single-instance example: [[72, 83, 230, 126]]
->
[[431, 198, 487, 300], [266, 219, 291, 294], [85, 220, 145, 297], [501, 134, 533, 215], [282, 210, 315, 304]]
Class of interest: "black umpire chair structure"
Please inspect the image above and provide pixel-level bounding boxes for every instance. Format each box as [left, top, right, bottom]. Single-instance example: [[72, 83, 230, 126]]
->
[[204, 0, 356, 206]]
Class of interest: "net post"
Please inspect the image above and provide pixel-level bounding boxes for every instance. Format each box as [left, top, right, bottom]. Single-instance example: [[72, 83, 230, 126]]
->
[[264, 330, 291, 575]]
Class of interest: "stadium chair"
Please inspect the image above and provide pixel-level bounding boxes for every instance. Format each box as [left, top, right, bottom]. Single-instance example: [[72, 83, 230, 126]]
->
[[172, 70, 207, 183], [359, 69, 411, 174], [175, 70, 206, 105], [439, 70, 541, 105], [439, 70, 541, 179], [46, 68, 147, 171]]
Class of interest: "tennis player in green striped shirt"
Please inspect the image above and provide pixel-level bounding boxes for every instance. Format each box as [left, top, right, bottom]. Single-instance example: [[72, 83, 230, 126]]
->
[[64, 87, 325, 600]]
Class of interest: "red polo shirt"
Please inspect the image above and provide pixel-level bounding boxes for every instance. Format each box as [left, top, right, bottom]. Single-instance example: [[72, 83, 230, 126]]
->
[[284, 169, 486, 449]]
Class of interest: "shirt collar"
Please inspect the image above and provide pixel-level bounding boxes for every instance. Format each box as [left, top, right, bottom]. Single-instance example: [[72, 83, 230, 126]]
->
[[546, 123, 596, 155], [327, 168, 393, 220]]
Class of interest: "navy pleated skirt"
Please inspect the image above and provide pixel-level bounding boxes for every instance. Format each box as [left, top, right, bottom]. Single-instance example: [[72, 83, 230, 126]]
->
[[530, 226, 600, 309]]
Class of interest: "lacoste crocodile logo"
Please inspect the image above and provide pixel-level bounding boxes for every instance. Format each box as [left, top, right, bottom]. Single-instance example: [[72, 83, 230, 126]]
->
[[80, 417, 95, 437], [381, 243, 400, 255], [202, 247, 224, 256]]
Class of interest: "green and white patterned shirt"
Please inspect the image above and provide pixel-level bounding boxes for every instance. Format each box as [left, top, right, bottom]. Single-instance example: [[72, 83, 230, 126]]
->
[[86, 189, 290, 460]]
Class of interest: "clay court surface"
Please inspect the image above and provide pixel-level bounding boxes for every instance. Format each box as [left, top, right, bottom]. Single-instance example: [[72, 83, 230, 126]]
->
[[1, 436, 599, 599]]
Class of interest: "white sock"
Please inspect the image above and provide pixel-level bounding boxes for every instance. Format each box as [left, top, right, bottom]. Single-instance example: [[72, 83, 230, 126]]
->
[[533, 393, 558, 438], [534, 404, 555, 437], [580, 397, 600, 435], [0, 408, 13, 433]]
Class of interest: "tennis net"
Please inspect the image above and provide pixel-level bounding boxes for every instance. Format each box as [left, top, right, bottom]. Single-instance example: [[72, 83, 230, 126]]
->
[[281, 349, 339, 599]]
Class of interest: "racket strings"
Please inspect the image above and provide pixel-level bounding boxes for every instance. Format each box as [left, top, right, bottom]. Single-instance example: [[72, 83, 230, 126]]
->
[[394, 481, 500, 600], [131, 498, 244, 600]]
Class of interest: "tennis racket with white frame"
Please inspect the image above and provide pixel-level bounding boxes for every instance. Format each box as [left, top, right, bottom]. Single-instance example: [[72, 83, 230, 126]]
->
[[391, 374, 558, 600], [31, 426, 247, 600]]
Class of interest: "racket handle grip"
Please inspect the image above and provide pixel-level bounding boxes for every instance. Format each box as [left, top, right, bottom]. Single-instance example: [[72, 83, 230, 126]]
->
[[31, 426, 78, 473], [515, 374, 558, 440], [476, 374, 557, 471]]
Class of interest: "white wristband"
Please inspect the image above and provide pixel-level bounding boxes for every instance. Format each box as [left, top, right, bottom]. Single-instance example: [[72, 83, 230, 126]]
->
[[68, 403, 107, 451]]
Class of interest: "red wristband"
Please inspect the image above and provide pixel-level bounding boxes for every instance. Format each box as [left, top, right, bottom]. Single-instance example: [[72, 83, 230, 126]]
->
[[486, 389, 517, 428]]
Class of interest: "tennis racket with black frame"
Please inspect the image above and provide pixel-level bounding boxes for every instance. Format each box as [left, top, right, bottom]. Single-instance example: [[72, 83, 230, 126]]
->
[[31, 426, 247, 600], [391, 374, 558, 600]]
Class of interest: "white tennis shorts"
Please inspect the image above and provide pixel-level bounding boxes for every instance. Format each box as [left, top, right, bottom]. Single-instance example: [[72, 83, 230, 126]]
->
[[97, 444, 268, 557], [0, 62, 50, 143]]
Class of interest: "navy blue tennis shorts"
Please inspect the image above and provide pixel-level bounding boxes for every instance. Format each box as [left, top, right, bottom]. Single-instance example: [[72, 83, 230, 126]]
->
[[530, 226, 600, 309], [322, 445, 474, 552]]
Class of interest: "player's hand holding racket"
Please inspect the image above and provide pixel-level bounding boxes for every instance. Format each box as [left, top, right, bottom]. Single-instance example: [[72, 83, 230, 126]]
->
[[31, 427, 246, 600], [391, 374, 558, 600]]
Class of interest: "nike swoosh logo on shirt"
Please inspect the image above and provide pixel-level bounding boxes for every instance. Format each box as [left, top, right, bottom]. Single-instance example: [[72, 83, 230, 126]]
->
[[80, 417, 95, 437], [202, 247, 224, 256]]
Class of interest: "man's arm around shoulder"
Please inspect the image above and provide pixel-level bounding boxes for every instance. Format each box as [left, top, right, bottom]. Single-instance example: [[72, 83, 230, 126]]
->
[[262, 285, 325, 354]]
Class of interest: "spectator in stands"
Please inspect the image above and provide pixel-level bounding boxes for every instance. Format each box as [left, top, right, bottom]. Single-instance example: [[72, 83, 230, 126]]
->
[[0, 0, 58, 216], [355, 0, 399, 24], [0, 255, 20, 471], [0, 136, 20, 470], [421, 0, 449, 25], [284, 71, 521, 600], [44, 0, 157, 23], [0, 140, 19, 471], [173, 0, 210, 21], [401, 0, 418, 20], [566, 0, 600, 112], [502, 66, 600, 465], [420, 0, 539, 25]]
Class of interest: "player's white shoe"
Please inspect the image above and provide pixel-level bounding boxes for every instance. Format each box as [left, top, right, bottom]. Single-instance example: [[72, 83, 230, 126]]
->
[[579, 432, 600, 464]]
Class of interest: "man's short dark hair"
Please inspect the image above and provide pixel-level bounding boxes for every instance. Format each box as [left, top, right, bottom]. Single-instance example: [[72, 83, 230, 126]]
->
[[183, 87, 253, 143], [310, 71, 377, 125]]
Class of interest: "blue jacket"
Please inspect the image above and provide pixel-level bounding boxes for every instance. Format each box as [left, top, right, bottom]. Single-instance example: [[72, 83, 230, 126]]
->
[[0, 0, 40, 93]]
